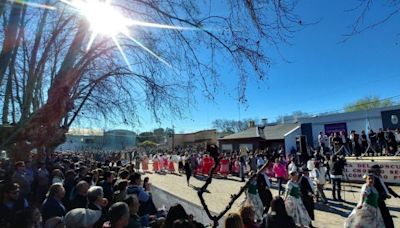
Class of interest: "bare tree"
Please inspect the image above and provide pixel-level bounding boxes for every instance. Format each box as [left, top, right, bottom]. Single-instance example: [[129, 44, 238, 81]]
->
[[0, 0, 302, 160]]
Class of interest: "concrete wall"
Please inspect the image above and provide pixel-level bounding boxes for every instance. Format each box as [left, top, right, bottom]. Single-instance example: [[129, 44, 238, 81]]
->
[[151, 185, 218, 226]]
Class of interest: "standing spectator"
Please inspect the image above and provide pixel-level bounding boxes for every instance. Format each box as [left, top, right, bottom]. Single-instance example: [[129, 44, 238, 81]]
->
[[12, 207, 42, 228], [100, 171, 115, 206], [88, 186, 108, 228], [273, 157, 287, 196], [329, 155, 345, 201], [52, 169, 64, 184], [256, 154, 265, 169], [361, 130, 368, 153], [113, 180, 129, 203], [0, 182, 29, 227], [263, 196, 296, 228], [63, 170, 76, 209], [127, 173, 156, 218], [102, 202, 130, 228], [70, 181, 89, 209], [64, 208, 102, 228], [124, 195, 142, 228], [377, 128, 386, 152], [225, 213, 244, 228], [368, 129, 378, 152], [41, 183, 66, 224], [12, 161, 31, 198], [36, 162, 50, 204], [395, 128, 400, 144]]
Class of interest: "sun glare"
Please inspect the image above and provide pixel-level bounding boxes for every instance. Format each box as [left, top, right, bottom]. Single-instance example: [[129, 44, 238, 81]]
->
[[14, 0, 198, 69]]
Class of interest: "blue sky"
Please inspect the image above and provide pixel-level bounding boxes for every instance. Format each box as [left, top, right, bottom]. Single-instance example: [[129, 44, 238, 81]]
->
[[76, 0, 400, 133]]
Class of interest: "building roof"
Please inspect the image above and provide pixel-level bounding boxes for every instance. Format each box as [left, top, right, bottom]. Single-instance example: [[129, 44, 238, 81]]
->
[[220, 123, 299, 141], [67, 128, 104, 136]]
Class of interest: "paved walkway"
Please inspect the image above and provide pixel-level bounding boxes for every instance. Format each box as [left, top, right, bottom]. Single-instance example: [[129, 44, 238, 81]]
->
[[143, 166, 400, 227]]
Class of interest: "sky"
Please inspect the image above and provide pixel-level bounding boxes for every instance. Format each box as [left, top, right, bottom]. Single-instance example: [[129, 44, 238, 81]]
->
[[74, 0, 400, 133]]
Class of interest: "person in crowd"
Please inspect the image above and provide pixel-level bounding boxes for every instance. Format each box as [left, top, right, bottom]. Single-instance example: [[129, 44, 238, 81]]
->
[[387, 131, 398, 155], [12, 161, 31, 198], [360, 130, 368, 153], [142, 155, 149, 173], [344, 174, 385, 228], [256, 164, 272, 214], [329, 155, 345, 201], [370, 164, 400, 228], [239, 148, 248, 182], [310, 162, 327, 203], [100, 171, 115, 207], [256, 154, 265, 169], [63, 170, 76, 209], [24, 160, 35, 187], [69, 180, 89, 209], [12, 207, 42, 228], [52, 169, 64, 184], [172, 219, 196, 228], [287, 155, 297, 174], [124, 195, 142, 228], [395, 128, 400, 144], [242, 172, 264, 221], [168, 155, 175, 173], [299, 167, 315, 227], [0, 182, 29, 227], [178, 154, 184, 174], [88, 186, 108, 210], [368, 129, 378, 152], [64, 208, 102, 228], [113, 180, 129, 203], [184, 156, 192, 186], [41, 183, 66, 224], [135, 155, 141, 173], [377, 128, 386, 152], [262, 196, 296, 228], [224, 213, 244, 228], [240, 205, 261, 228], [143, 177, 151, 192], [127, 173, 156, 218], [103, 202, 130, 228], [332, 132, 342, 154], [162, 204, 190, 228], [36, 162, 50, 204], [273, 157, 287, 196], [284, 171, 311, 227]]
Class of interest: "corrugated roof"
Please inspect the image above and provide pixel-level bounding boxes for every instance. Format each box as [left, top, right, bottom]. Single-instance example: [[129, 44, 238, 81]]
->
[[220, 123, 299, 141]]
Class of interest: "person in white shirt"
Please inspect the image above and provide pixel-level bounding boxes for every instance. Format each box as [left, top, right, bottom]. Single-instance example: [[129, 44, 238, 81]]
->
[[288, 155, 297, 174], [310, 162, 327, 203]]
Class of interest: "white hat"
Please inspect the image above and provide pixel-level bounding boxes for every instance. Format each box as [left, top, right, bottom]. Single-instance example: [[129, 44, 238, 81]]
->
[[64, 208, 101, 228]]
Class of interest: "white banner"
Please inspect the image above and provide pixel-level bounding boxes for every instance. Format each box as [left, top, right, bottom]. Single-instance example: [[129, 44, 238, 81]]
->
[[344, 160, 400, 184]]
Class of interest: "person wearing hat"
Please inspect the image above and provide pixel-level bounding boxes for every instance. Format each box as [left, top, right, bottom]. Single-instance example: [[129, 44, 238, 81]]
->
[[64, 208, 102, 228], [370, 164, 400, 228], [344, 174, 385, 228], [299, 166, 315, 228]]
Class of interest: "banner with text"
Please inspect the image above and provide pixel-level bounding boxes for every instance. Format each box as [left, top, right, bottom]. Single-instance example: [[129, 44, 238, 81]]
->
[[344, 160, 400, 184]]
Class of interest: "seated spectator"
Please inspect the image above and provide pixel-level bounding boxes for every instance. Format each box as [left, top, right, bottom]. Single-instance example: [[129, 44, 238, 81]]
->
[[262, 196, 296, 228], [0, 182, 29, 227], [69, 180, 89, 209], [41, 183, 66, 224], [240, 205, 261, 228], [103, 202, 130, 228], [12, 207, 42, 228], [64, 208, 102, 228], [224, 213, 244, 228]]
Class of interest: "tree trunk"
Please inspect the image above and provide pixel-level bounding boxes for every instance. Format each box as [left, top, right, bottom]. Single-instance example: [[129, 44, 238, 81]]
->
[[0, 3, 24, 86], [8, 20, 88, 161]]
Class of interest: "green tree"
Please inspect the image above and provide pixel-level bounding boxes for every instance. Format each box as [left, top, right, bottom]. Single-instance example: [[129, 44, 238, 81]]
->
[[344, 96, 394, 112], [138, 140, 157, 152]]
